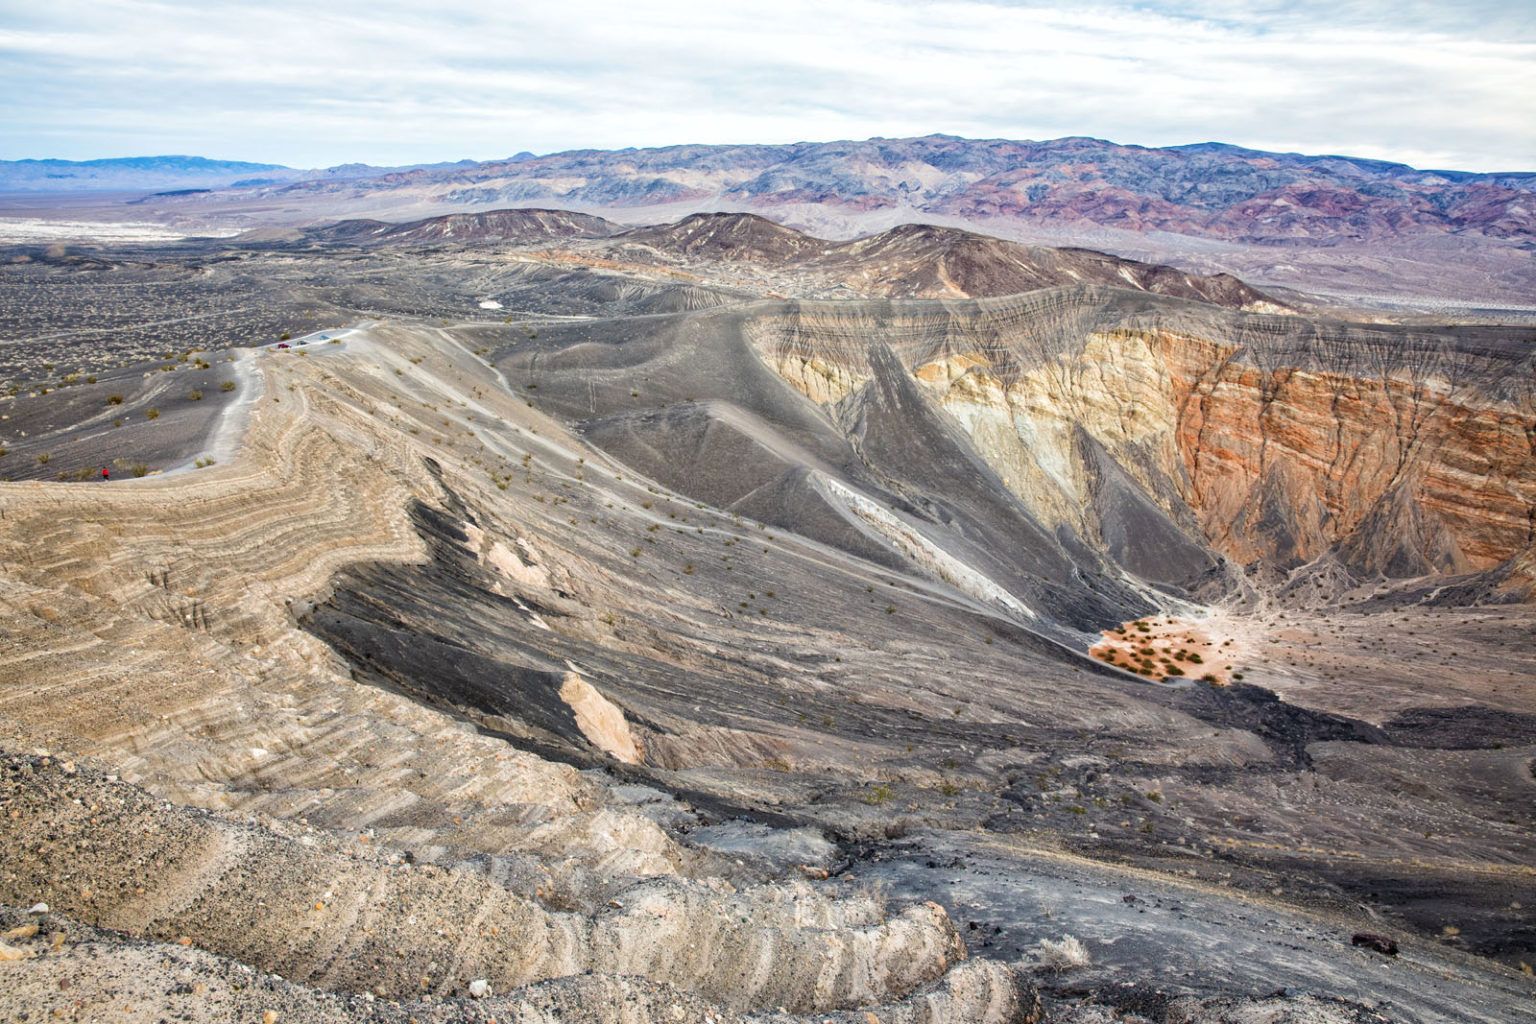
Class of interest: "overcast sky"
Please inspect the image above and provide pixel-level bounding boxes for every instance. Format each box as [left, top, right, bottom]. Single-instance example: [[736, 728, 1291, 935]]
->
[[2, 0, 1532, 172]]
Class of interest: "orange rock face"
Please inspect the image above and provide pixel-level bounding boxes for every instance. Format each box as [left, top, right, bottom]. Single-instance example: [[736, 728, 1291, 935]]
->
[[1152, 330, 1536, 575]]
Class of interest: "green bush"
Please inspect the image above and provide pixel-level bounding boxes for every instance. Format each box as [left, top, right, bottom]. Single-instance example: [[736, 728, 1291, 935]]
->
[[862, 784, 893, 806]]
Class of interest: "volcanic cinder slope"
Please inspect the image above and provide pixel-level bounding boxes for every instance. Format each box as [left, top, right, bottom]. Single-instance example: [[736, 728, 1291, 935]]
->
[[603, 214, 1288, 310], [0, 217, 1533, 1024]]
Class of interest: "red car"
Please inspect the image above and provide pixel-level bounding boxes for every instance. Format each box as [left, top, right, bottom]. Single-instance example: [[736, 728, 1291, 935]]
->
[[276, 342, 290, 349]]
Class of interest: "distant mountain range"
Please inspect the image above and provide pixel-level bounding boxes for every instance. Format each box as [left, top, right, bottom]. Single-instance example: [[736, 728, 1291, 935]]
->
[[9, 137, 1533, 243], [6, 136, 1533, 302], [253, 135, 1536, 245], [0, 154, 497, 193], [0, 155, 295, 192]]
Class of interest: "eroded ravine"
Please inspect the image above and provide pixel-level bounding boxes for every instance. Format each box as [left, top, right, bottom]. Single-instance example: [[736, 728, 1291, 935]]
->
[[0, 329, 1033, 1023]]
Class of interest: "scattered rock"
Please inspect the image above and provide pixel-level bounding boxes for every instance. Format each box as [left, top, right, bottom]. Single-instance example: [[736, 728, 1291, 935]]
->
[[1352, 933, 1399, 957]]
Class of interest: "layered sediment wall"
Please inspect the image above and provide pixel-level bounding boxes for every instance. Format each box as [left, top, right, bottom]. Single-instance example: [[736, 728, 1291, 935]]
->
[[743, 289, 1536, 589]]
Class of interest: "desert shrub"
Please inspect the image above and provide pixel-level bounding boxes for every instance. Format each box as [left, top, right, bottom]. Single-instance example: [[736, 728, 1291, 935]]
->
[[36, 453, 50, 465], [862, 783, 893, 806], [107, 394, 124, 405], [187, 390, 203, 401], [131, 463, 150, 478], [219, 380, 236, 392], [1035, 935, 1091, 970], [145, 407, 160, 420]]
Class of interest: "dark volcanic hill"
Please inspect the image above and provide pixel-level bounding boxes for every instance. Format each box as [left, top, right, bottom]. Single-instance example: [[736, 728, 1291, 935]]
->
[[610, 213, 1282, 307], [618, 211, 828, 262], [814, 221, 1277, 306], [305, 208, 620, 246]]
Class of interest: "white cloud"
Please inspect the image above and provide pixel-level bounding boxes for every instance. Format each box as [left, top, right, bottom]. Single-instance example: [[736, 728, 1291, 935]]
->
[[0, 0, 1531, 171]]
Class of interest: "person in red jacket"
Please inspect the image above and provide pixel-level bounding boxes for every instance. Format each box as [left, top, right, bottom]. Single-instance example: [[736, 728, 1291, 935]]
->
[[100, 466, 110, 481]]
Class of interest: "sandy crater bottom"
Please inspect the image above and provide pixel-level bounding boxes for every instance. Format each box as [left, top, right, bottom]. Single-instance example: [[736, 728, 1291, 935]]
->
[[1089, 615, 1244, 684]]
